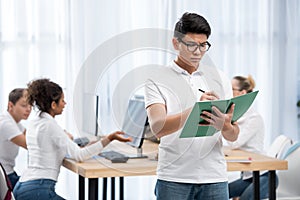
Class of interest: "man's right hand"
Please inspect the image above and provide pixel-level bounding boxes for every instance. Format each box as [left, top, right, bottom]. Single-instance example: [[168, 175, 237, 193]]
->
[[200, 91, 219, 101]]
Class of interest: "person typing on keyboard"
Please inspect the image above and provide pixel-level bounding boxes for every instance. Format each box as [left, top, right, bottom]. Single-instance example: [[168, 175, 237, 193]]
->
[[13, 78, 132, 200]]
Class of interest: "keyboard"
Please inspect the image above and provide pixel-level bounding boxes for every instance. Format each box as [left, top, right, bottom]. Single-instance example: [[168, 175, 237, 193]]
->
[[99, 150, 129, 163], [73, 137, 90, 147]]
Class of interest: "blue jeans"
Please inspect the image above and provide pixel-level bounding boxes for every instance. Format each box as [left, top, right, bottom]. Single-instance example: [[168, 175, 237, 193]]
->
[[8, 171, 20, 189], [229, 172, 278, 200], [13, 179, 65, 200], [155, 179, 229, 200]]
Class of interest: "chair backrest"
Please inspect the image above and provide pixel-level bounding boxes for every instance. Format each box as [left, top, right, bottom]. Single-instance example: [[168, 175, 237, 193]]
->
[[277, 142, 300, 198], [267, 135, 293, 159], [0, 163, 14, 200]]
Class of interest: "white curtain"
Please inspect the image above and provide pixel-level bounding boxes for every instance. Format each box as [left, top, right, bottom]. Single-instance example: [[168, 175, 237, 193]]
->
[[1, 0, 299, 199]]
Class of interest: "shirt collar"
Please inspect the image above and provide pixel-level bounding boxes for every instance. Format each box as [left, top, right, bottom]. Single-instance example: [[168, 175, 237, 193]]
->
[[6, 111, 17, 123], [40, 112, 54, 120], [170, 60, 203, 76]]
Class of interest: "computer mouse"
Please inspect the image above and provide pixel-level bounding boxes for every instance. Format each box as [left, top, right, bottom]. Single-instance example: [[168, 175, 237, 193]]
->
[[111, 156, 129, 163]]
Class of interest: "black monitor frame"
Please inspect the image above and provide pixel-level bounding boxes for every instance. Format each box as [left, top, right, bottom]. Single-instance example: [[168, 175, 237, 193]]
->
[[81, 93, 99, 136], [94, 94, 148, 158], [95, 95, 99, 136], [121, 96, 148, 158]]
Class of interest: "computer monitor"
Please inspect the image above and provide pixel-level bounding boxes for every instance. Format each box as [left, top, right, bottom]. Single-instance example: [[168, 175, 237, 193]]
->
[[83, 93, 149, 158], [122, 96, 148, 158], [81, 93, 99, 136]]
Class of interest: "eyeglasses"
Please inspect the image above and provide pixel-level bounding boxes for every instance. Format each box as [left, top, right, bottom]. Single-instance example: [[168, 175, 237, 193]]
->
[[177, 38, 211, 52], [232, 88, 241, 91]]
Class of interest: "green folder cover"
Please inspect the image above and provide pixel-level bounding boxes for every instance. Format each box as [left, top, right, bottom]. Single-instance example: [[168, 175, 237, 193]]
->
[[179, 91, 259, 138]]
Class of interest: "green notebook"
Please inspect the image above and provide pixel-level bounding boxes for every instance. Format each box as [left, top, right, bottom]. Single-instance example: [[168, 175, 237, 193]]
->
[[179, 91, 259, 138]]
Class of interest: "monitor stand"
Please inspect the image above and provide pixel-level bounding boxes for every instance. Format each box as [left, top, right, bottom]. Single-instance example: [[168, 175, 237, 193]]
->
[[128, 147, 148, 159]]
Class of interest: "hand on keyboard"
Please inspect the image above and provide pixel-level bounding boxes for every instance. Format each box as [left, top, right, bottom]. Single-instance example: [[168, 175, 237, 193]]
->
[[99, 150, 129, 163]]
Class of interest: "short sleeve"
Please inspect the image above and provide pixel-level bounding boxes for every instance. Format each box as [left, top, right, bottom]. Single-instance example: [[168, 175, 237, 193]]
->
[[144, 79, 166, 108], [0, 119, 23, 141]]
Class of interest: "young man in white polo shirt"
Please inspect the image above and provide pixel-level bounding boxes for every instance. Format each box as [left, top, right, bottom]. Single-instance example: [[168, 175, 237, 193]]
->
[[145, 12, 239, 200], [0, 88, 32, 188]]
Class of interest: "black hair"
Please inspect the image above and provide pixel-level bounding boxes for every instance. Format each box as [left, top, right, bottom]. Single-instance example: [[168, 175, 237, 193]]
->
[[8, 88, 26, 104], [174, 12, 211, 39], [27, 78, 63, 113]]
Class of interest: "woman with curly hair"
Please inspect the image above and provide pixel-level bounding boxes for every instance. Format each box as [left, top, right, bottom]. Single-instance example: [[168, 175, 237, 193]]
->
[[13, 78, 131, 200]]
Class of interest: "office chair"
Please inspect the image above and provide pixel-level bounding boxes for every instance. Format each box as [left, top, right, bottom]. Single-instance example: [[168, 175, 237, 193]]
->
[[267, 135, 293, 159], [0, 163, 15, 200], [276, 142, 300, 199]]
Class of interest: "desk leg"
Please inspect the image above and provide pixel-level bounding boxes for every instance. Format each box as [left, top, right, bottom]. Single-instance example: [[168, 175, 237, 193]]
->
[[111, 177, 115, 200], [120, 177, 124, 200], [253, 171, 260, 200], [103, 178, 107, 200], [269, 170, 276, 200], [79, 175, 85, 200], [88, 178, 98, 200]]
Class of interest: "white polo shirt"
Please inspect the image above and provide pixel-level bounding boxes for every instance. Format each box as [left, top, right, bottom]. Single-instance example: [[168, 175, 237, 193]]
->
[[145, 61, 232, 184], [0, 111, 25, 174], [20, 112, 104, 182]]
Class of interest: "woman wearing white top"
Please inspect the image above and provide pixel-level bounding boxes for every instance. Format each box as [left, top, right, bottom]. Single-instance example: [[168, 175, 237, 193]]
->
[[228, 75, 274, 200], [0, 88, 32, 188], [13, 78, 131, 200]]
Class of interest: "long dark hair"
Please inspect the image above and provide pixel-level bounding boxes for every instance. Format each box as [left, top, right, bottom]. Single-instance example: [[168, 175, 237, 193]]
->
[[27, 78, 63, 113]]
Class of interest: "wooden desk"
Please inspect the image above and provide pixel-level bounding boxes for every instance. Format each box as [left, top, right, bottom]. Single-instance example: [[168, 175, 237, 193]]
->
[[63, 141, 287, 200], [224, 147, 287, 199], [63, 140, 157, 200], [224, 147, 287, 171]]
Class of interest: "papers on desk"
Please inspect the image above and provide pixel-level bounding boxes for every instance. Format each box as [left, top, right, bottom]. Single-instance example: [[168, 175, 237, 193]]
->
[[225, 156, 252, 163]]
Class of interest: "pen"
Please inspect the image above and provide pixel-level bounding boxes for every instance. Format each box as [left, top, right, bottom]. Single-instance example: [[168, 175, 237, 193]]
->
[[198, 88, 205, 93]]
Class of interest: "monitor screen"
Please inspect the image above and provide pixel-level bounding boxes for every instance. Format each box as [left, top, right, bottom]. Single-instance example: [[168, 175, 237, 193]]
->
[[122, 97, 148, 148], [81, 93, 99, 136]]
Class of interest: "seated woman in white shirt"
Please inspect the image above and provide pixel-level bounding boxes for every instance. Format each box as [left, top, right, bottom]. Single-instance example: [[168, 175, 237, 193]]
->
[[228, 75, 274, 200], [13, 78, 131, 200], [0, 88, 32, 188]]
